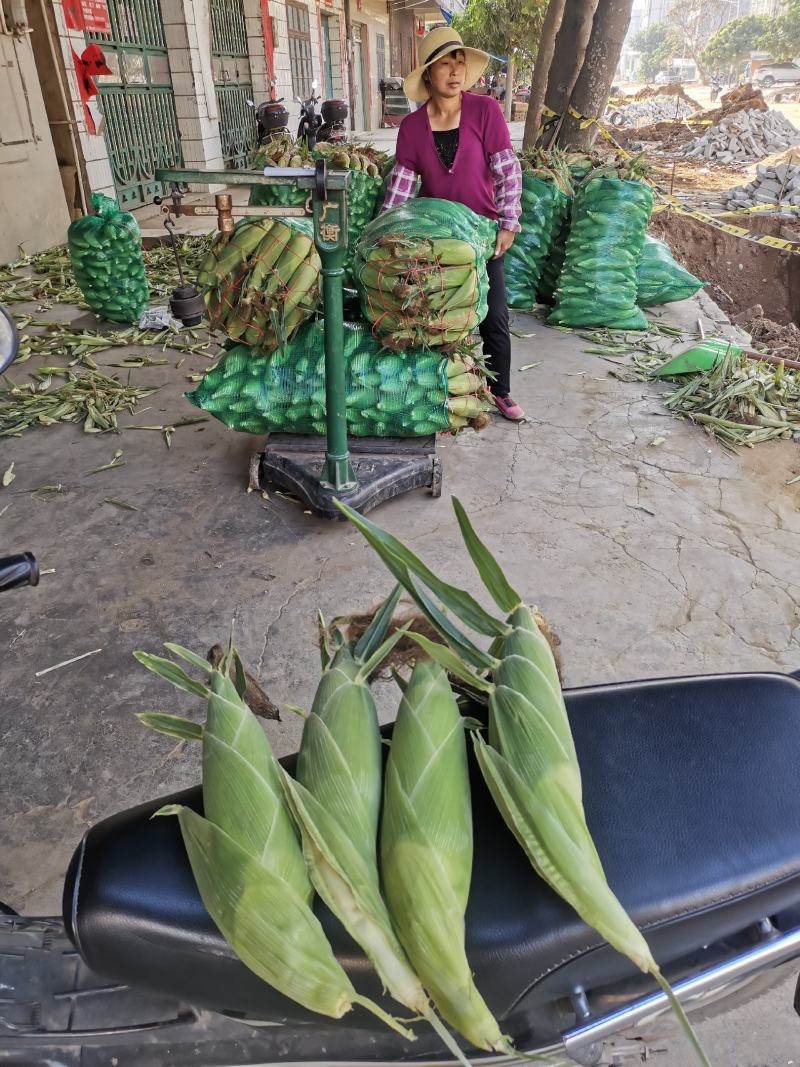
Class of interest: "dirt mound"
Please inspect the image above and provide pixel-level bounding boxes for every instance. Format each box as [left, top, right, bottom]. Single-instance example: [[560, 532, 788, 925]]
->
[[615, 120, 695, 149], [733, 304, 800, 357], [632, 83, 701, 110], [700, 83, 768, 126]]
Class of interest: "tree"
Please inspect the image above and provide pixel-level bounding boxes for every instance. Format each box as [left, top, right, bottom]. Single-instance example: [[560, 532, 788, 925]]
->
[[666, 0, 728, 82], [522, 0, 568, 148], [536, 0, 601, 148], [701, 15, 770, 72], [556, 0, 636, 148], [453, 0, 546, 75], [632, 22, 681, 82], [758, 0, 800, 61]]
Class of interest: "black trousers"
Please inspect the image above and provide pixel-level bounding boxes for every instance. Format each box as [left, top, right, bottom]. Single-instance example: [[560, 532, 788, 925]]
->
[[478, 255, 511, 397]]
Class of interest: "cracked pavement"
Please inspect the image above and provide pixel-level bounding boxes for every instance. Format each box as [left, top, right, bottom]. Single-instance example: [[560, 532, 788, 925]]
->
[[1, 294, 799, 1063]]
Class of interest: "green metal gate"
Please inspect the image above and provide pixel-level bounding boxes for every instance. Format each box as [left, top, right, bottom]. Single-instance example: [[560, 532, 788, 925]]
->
[[87, 0, 183, 209], [211, 0, 258, 168]]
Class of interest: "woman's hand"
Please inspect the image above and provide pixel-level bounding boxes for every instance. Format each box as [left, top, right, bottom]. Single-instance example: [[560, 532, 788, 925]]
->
[[493, 228, 515, 258]]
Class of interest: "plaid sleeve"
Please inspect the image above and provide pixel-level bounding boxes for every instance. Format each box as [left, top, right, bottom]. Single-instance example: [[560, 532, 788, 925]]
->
[[381, 163, 418, 212], [489, 148, 522, 233]]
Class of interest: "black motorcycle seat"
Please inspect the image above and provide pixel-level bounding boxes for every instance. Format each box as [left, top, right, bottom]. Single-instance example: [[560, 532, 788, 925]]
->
[[64, 672, 800, 1041]]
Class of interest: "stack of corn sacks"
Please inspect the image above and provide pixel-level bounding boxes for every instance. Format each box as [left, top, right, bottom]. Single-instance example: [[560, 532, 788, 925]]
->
[[198, 216, 320, 353]]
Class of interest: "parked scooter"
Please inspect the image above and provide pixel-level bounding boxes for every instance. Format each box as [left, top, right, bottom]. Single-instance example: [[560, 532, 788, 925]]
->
[[297, 79, 323, 149], [2, 298, 800, 1064], [248, 77, 291, 145], [317, 98, 349, 144]]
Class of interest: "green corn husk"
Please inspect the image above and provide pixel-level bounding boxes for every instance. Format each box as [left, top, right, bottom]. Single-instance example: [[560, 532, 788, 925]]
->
[[134, 639, 410, 1035], [335, 498, 712, 1067], [280, 592, 472, 1061], [382, 659, 511, 1054]]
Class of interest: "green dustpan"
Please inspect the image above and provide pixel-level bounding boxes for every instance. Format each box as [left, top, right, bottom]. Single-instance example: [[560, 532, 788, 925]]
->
[[652, 338, 743, 377]]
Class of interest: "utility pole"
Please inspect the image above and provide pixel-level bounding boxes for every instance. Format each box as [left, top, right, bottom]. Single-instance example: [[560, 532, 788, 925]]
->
[[504, 50, 515, 122]]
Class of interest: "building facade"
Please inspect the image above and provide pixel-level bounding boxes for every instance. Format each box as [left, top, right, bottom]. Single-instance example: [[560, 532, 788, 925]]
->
[[0, 0, 433, 261]]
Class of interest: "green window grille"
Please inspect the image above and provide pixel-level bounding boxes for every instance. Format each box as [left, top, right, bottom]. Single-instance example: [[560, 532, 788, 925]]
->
[[287, 1, 313, 100], [87, 0, 183, 210], [211, 0, 257, 169]]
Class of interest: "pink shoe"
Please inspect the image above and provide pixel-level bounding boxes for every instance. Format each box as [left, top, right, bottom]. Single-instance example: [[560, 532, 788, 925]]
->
[[493, 393, 525, 421]]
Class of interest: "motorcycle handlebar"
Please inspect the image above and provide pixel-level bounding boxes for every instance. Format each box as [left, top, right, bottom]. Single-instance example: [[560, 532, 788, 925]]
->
[[0, 553, 39, 592]]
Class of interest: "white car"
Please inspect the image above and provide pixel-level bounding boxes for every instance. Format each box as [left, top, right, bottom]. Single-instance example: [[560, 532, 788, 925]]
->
[[654, 70, 681, 85], [755, 62, 800, 88]]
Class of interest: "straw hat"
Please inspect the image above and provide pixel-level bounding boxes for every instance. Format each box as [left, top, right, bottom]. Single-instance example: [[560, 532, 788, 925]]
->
[[403, 27, 489, 103]]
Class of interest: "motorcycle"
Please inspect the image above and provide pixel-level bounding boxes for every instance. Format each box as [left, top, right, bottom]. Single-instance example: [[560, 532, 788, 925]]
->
[[317, 98, 349, 144], [709, 76, 724, 103], [248, 77, 291, 145], [2, 306, 800, 1067], [297, 80, 323, 149]]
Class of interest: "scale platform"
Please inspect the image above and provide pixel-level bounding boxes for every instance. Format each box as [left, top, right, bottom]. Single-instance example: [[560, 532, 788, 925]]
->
[[250, 435, 442, 520]]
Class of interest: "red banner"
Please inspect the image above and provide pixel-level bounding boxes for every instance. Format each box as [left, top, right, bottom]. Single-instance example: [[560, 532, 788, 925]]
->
[[80, 0, 111, 34], [64, 0, 111, 33]]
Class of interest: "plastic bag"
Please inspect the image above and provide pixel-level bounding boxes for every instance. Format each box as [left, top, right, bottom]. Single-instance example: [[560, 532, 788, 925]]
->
[[636, 236, 704, 307], [187, 319, 450, 436], [550, 177, 654, 331], [505, 174, 570, 309], [354, 199, 496, 349], [67, 193, 149, 324], [199, 216, 319, 354]]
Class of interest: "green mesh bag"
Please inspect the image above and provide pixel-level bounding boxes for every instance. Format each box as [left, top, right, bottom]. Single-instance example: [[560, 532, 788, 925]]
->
[[354, 199, 496, 350], [249, 142, 309, 210], [636, 235, 704, 307], [550, 177, 654, 331], [343, 169, 383, 283], [67, 193, 149, 324], [537, 211, 570, 305], [187, 319, 449, 437], [505, 174, 570, 309]]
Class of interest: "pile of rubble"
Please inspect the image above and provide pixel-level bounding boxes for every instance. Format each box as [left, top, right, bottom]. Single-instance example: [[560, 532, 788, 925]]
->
[[733, 304, 800, 360], [681, 108, 800, 163], [726, 162, 800, 210], [608, 95, 695, 128]]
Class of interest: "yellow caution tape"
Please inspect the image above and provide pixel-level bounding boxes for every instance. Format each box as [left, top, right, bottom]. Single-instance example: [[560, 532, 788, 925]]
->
[[654, 192, 800, 254]]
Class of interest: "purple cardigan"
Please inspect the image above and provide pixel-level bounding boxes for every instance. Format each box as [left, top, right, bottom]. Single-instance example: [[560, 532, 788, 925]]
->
[[394, 92, 513, 222]]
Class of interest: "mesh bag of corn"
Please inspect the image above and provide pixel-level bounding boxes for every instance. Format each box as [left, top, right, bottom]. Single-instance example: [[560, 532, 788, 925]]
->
[[636, 235, 704, 307], [550, 162, 655, 331], [249, 136, 311, 209], [505, 155, 572, 310], [314, 144, 388, 282], [537, 154, 604, 306], [67, 193, 149, 324], [354, 199, 496, 350], [198, 216, 320, 354], [188, 319, 490, 436]]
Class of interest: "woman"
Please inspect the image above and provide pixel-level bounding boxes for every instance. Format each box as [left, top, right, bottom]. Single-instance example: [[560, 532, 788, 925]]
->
[[382, 27, 524, 421]]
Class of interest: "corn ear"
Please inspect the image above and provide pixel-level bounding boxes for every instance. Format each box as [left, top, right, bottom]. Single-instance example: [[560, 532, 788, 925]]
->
[[336, 499, 712, 1067], [382, 660, 511, 1054], [155, 804, 403, 1027], [137, 640, 409, 1035]]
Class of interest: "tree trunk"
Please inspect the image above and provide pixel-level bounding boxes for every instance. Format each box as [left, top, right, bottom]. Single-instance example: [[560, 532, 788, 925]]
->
[[504, 52, 515, 122], [538, 0, 600, 148], [556, 0, 635, 149], [522, 0, 568, 149]]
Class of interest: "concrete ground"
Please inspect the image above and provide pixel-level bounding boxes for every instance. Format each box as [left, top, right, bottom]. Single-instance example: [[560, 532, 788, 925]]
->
[[2, 287, 800, 1061]]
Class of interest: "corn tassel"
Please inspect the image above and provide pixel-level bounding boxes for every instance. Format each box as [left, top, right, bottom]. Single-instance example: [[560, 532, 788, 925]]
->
[[335, 499, 713, 1067]]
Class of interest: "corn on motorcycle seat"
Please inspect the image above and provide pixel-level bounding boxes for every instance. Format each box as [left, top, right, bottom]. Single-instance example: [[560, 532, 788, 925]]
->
[[64, 672, 800, 1044]]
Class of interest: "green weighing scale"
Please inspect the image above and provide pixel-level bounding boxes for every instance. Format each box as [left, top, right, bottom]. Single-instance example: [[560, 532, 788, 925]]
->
[[153, 162, 441, 519]]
